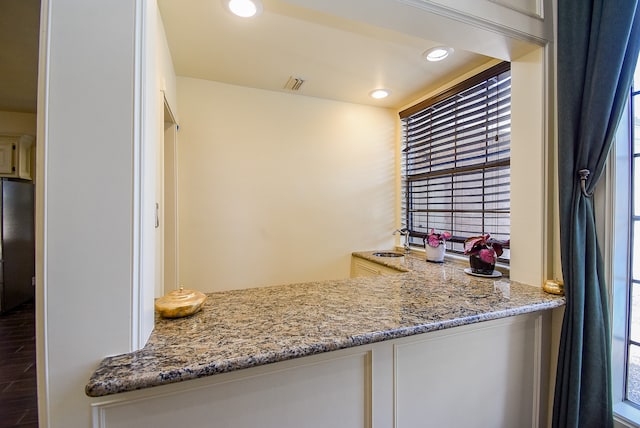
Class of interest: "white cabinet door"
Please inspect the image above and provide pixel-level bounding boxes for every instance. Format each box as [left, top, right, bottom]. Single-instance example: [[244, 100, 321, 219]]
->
[[395, 315, 545, 427], [93, 350, 372, 428], [17, 136, 34, 180], [350, 257, 402, 277], [0, 136, 17, 176], [0, 135, 34, 180]]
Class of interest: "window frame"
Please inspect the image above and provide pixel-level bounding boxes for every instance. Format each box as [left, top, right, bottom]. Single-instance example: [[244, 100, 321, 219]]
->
[[609, 66, 640, 427], [399, 62, 511, 260]]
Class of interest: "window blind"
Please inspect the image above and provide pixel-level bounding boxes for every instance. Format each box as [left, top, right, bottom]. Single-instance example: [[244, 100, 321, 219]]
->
[[400, 62, 511, 261]]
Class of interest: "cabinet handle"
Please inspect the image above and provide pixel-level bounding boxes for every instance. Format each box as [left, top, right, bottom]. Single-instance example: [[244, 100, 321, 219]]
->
[[155, 202, 160, 228]]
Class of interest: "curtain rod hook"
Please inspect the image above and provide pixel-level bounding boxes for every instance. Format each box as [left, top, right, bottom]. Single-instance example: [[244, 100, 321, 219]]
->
[[578, 169, 593, 198]]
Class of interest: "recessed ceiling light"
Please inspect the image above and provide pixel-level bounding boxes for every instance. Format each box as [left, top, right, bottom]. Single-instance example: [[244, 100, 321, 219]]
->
[[423, 46, 454, 62], [226, 0, 263, 18], [370, 89, 391, 99]]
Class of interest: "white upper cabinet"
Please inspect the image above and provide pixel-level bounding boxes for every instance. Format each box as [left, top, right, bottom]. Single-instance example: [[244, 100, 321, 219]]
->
[[0, 138, 15, 176], [0, 135, 35, 181]]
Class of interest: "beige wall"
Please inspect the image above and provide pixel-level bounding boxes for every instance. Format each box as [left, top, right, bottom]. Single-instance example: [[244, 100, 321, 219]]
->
[[0, 110, 36, 135], [37, 0, 178, 425], [157, 7, 177, 117], [38, 0, 138, 426], [140, 0, 180, 324], [510, 47, 548, 286], [176, 77, 396, 291]]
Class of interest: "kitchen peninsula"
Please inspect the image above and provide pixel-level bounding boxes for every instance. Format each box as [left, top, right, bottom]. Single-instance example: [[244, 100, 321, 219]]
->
[[87, 252, 564, 427]]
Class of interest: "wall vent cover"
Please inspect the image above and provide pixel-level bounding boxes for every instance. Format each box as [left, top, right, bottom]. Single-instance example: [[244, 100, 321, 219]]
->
[[283, 76, 305, 91]]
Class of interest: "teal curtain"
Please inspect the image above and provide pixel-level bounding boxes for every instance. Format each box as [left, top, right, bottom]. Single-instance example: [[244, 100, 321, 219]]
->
[[554, 1, 640, 427]]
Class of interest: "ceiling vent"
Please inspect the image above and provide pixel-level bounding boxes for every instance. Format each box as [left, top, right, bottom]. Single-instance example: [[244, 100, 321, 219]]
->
[[283, 76, 305, 91]]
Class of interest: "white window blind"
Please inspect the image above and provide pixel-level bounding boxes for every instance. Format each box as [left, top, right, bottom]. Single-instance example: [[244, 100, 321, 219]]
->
[[399, 62, 511, 261]]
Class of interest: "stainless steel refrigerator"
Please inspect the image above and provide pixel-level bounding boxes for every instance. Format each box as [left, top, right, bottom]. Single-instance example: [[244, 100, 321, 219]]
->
[[0, 179, 35, 313]]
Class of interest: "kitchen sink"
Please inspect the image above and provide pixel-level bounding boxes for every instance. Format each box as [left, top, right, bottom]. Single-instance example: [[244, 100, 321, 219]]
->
[[372, 252, 405, 258]]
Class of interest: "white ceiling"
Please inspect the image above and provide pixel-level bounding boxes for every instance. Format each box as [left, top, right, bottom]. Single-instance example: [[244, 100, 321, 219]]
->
[[0, 0, 512, 114], [157, 0, 494, 109], [0, 0, 40, 113]]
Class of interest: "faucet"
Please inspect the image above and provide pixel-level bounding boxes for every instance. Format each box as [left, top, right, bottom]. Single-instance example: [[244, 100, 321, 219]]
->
[[394, 228, 411, 253]]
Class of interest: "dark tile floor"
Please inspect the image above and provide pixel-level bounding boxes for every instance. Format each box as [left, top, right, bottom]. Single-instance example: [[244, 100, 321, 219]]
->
[[0, 300, 38, 427]]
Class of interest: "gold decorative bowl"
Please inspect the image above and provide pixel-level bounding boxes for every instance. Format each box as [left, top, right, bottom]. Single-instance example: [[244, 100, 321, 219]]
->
[[543, 280, 564, 296], [155, 286, 207, 318]]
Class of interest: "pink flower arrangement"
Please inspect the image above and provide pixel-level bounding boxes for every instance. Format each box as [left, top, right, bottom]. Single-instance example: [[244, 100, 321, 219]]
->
[[463, 234, 508, 264], [426, 228, 452, 248]]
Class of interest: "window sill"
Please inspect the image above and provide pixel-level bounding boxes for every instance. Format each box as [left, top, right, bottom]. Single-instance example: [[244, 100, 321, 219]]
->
[[395, 245, 510, 277], [615, 401, 640, 428]]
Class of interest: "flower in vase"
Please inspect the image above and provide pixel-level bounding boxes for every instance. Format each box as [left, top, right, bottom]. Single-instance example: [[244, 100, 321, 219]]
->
[[426, 228, 452, 248], [478, 248, 496, 264], [463, 234, 509, 263]]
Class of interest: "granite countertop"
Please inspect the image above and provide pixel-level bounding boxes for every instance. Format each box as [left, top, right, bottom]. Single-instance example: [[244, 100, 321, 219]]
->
[[85, 251, 565, 397]]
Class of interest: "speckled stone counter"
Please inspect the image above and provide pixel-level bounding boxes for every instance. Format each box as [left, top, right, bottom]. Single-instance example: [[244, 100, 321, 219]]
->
[[85, 251, 564, 397]]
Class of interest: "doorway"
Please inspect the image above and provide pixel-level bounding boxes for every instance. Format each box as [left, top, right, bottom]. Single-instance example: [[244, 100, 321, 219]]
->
[[161, 96, 178, 295], [0, 0, 40, 425]]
